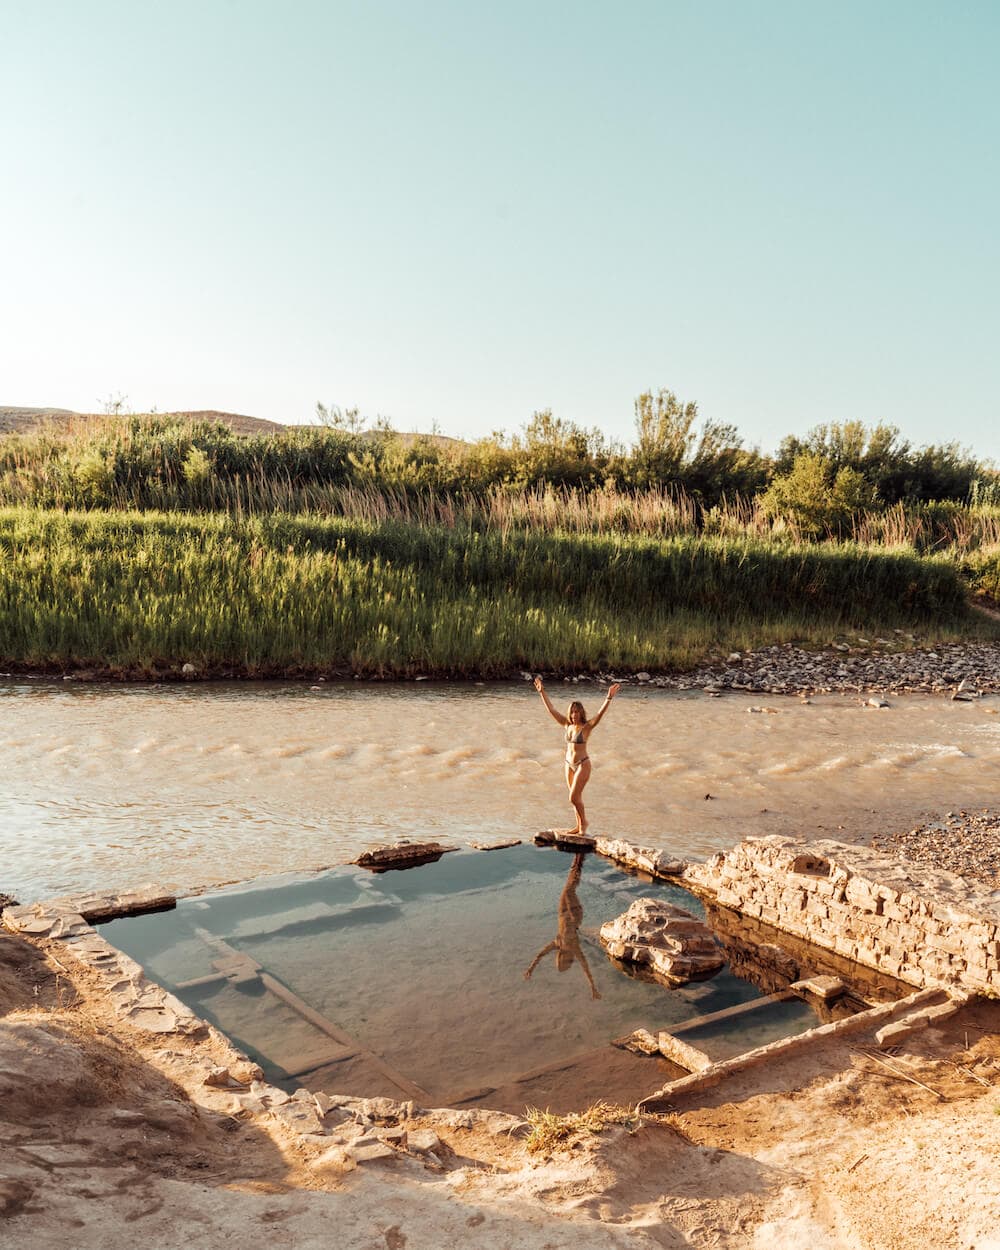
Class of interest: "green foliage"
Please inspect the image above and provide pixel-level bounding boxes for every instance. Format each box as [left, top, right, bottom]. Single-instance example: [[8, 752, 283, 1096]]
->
[[970, 476, 1000, 508], [0, 507, 975, 677], [72, 448, 116, 506], [761, 452, 879, 538], [631, 389, 699, 482], [181, 445, 212, 487], [483, 410, 610, 490], [774, 421, 984, 504], [0, 409, 993, 544], [623, 389, 766, 503], [959, 547, 1000, 602]]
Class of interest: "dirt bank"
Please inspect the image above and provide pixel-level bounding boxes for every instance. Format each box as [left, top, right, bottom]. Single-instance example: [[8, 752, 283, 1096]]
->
[[1, 924, 997, 1248]]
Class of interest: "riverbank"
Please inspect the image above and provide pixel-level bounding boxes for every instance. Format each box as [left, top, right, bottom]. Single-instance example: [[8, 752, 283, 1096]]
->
[[872, 809, 1000, 886], [0, 507, 987, 679]]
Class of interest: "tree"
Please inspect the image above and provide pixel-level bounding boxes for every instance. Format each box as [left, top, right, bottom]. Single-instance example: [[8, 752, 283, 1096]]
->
[[760, 451, 877, 537], [630, 389, 698, 485], [315, 401, 365, 433]]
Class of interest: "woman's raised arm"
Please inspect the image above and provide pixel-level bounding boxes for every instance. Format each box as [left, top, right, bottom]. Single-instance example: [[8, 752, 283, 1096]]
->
[[534, 676, 568, 725], [584, 682, 621, 731]]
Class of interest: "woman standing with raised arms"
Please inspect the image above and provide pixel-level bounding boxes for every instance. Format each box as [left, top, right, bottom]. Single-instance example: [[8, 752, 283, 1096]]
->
[[533, 677, 621, 835]]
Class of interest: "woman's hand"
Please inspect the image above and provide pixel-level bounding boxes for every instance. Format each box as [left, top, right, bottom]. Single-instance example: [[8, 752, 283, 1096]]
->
[[533, 676, 544, 693], [607, 683, 622, 699]]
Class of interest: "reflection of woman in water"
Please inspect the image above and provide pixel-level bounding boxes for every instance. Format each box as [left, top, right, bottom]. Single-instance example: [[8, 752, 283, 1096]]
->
[[524, 853, 601, 999], [533, 677, 621, 835]]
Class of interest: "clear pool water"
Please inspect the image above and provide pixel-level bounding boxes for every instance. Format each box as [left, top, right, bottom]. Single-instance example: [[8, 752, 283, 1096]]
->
[[101, 844, 853, 1113]]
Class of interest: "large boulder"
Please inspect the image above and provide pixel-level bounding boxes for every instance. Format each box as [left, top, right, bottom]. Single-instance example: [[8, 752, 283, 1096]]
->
[[599, 898, 724, 985]]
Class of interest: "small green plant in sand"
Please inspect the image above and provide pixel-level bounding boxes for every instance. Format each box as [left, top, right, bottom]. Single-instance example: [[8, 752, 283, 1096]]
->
[[523, 1101, 641, 1153]]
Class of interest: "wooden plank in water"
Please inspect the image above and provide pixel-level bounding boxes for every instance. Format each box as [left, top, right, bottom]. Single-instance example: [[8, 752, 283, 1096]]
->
[[282, 1049, 361, 1080], [258, 972, 361, 1050], [174, 972, 229, 991], [259, 973, 433, 1104], [669, 990, 795, 1037], [192, 925, 434, 1103]]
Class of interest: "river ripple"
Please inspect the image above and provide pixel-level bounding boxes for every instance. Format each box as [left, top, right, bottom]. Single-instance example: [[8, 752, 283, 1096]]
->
[[3, 679, 999, 901]]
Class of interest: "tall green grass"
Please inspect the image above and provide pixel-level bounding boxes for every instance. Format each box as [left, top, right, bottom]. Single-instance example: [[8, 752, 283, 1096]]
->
[[0, 508, 981, 677], [960, 548, 1000, 603]]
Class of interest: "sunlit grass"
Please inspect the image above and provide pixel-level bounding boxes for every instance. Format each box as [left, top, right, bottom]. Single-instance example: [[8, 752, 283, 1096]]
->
[[0, 507, 988, 677]]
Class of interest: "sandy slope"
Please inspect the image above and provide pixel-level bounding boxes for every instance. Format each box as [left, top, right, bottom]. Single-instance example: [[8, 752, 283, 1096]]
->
[[1, 930, 998, 1250]]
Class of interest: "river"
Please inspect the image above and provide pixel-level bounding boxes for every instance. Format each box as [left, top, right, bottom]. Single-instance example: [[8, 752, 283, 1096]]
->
[[2, 678, 999, 901]]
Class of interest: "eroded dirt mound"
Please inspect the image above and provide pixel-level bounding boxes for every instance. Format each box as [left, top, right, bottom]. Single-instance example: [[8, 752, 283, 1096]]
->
[[0, 931, 75, 1015], [0, 1019, 100, 1117]]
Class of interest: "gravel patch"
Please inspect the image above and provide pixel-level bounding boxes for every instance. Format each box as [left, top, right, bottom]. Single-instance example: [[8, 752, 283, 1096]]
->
[[871, 811, 1000, 888], [566, 638, 1000, 696]]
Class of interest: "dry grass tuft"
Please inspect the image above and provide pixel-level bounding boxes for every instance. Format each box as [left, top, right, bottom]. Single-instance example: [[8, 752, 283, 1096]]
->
[[523, 1101, 642, 1153]]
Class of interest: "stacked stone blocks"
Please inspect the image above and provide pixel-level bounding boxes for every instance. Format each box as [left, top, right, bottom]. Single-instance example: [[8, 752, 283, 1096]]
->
[[683, 836, 1000, 994]]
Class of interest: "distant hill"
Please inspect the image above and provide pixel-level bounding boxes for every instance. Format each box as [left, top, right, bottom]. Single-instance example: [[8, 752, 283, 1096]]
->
[[0, 407, 464, 448], [0, 407, 288, 436], [0, 406, 77, 433]]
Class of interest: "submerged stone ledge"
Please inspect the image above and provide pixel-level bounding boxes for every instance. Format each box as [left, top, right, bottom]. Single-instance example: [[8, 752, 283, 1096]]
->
[[593, 838, 686, 878], [683, 835, 1000, 995], [353, 841, 456, 870]]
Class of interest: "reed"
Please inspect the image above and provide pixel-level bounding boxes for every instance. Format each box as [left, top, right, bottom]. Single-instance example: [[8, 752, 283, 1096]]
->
[[0, 508, 980, 677]]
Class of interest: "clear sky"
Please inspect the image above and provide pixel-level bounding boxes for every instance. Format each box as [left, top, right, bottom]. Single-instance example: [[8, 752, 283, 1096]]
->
[[2, 1, 998, 457]]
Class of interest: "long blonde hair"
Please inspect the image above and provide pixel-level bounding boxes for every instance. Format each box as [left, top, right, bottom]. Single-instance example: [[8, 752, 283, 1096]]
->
[[567, 700, 587, 723]]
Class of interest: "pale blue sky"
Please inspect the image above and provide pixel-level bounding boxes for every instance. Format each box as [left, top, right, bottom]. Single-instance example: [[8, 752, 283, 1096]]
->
[[2, 1, 998, 456]]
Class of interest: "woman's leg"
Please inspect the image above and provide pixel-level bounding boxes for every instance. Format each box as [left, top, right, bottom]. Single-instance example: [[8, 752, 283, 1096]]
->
[[561, 762, 578, 833], [567, 760, 592, 833]]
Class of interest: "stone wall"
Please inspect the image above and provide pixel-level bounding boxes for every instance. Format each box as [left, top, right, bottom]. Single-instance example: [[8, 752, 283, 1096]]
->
[[683, 836, 1000, 995], [699, 899, 905, 1008]]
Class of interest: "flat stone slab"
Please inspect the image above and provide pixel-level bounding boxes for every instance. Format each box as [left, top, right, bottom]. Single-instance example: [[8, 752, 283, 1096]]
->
[[535, 831, 597, 850], [657, 1031, 714, 1073], [612, 1029, 660, 1056], [354, 842, 456, 870], [595, 839, 686, 877], [2, 885, 174, 934], [793, 975, 846, 1001]]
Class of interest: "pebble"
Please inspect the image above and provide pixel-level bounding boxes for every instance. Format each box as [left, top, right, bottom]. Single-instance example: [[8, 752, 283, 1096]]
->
[[871, 809, 1000, 887]]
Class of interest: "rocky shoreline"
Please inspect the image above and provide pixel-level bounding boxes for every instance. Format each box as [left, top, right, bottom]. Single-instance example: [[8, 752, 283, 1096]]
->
[[581, 638, 1000, 697], [5, 636, 1000, 693], [872, 810, 1000, 888]]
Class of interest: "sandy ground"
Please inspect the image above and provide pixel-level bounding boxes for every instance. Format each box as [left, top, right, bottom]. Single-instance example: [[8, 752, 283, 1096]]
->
[[2, 929, 999, 1249]]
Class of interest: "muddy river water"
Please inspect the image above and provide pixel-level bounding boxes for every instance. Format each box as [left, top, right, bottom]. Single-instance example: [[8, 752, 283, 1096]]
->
[[3, 679, 1000, 901]]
